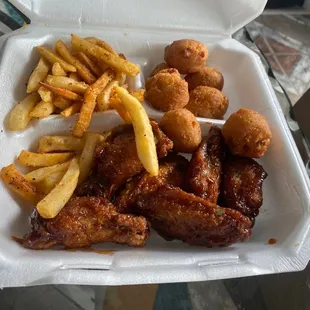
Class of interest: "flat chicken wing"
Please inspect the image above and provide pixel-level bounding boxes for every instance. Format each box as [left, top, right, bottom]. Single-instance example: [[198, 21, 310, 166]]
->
[[23, 196, 150, 249], [221, 156, 267, 220], [136, 185, 252, 247], [187, 126, 225, 203], [77, 121, 173, 199], [116, 154, 189, 213]]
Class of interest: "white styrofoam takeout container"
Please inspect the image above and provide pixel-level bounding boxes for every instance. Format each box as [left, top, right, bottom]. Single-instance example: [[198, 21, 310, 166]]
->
[[0, 0, 309, 287]]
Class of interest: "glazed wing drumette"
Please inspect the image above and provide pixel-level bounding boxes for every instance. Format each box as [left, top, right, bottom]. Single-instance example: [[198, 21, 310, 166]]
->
[[115, 154, 189, 213], [187, 126, 225, 203], [77, 121, 173, 199], [221, 156, 267, 220], [23, 196, 150, 249], [136, 185, 252, 247]]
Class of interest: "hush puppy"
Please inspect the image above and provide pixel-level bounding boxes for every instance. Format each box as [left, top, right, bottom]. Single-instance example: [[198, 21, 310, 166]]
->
[[164, 39, 208, 74], [222, 108, 272, 158], [185, 67, 224, 91], [145, 69, 189, 111], [160, 109, 201, 153], [150, 63, 170, 77], [186, 86, 229, 119]]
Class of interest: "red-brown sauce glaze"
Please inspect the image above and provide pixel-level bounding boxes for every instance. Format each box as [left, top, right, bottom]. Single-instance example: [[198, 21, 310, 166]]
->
[[11, 236, 23, 245], [268, 238, 277, 245]]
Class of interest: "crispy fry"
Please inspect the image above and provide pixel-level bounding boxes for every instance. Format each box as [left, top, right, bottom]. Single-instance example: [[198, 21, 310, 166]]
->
[[76, 52, 102, 77], [52, 62, 67, 76], [71, 34, 140, 77], [116, 53, 127, 85], [38, 86, 53, 102], [40, 82, 82, 101], [130, 89, 145, 103], [84, 36, 117, 54], [36, 46, 76, 72], [25, 161, 71, 183], [110, 97, 132, 124], [29, 100, 55, 118], [115, 86, 158, 175], [18, 150, 74, 167], [38, 136, 84, 153], [55, 40, 96, 85], [73, 68, 115, 137], [9, 92, 41, 131], [46, 75, 88, 95], [53, 95, 72, 110], [36, 171, 66, 194], [36, 158, 80, 219], [61, 102, 82, 117], [26, 58, 50, 93], [69, 72, 81, 82], [1, 164, 39, 203], [78, 133, 104, 183], [97, 80, 118, 112]]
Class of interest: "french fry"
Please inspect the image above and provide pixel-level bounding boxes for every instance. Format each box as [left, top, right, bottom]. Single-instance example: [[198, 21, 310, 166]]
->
[[78, 133, 104, 183], [110, 97, 132, 124], [46, 75, 88, 95], [69, 72, 81, 82], [76, 51, 101, 77], [36, 158, 80, 219], [116, 53, 127, 85], [36, 171, 65, 194], [1, 164, 39, 203], [97, 80, 118, 112], [26, 58, 50, 93], [73, 68, 115, 137], [25, 160, 71, 183], [9, 92, 41, 131], [52, 62, 67, 76], [29, 100, 55, 118], [55, 40, 96, 85], [115, 86, 158, 176], [38, 86, 54, 102], [38, 136, 84, 153], [61, 102, 82, 117], [130, 89, 145, 103], [18, 150, 74, 167], [71, 34, 140, 77], [84, 37, 117, 54], [36, 46, 76, 72], [40, 82, 82, 101], [53, 95, 72, 110]]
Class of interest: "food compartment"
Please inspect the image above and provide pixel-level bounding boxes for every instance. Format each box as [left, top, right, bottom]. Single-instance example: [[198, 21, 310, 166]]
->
[[0, 29, 309, 286]]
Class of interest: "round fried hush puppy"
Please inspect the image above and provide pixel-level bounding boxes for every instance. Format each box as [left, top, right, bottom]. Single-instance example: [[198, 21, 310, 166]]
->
[[186, 86, 228, 119], [185, 67, 224, 91], [160, 109, 202, 153], [150, 63, 170, 77], [164, 39, 208, 74], [145, 70, 189, 112], [222, 108, 272, 158]]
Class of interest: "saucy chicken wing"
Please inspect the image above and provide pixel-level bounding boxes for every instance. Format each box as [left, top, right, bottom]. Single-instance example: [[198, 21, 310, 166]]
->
[[23, 196, 150, 249]]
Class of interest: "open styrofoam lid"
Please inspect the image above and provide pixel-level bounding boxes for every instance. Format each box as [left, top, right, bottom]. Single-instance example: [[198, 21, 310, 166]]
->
[[11, 0, 267, 36]]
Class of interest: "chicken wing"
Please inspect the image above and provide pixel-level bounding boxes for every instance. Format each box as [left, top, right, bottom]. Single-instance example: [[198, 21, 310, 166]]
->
[[221, 156, 267, 220], [136, 185, 252, 247], [115, 154, 188, 213], [23, 196, 150, 249], [77, 121, 173, 199], [187, 126, 225, 203]]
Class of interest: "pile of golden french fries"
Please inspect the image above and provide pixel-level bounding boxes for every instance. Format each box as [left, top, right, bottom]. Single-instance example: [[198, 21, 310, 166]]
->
[[2, 35, 158, 221], [9, 34, 145, 136]]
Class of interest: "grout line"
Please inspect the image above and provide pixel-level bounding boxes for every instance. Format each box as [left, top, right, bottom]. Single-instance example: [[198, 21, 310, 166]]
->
[[262, 34, 301, 96]]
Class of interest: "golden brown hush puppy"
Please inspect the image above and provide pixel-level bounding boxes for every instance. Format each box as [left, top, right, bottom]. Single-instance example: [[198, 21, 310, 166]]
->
[[185, 67, 224, 91], [150, 63, 170, 77], [164, 39, 208, 74], [186, 86, 229, 119], [160, 109, 202, 153], [222, 108, 272, 158], [145, 69, 189, 112]]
